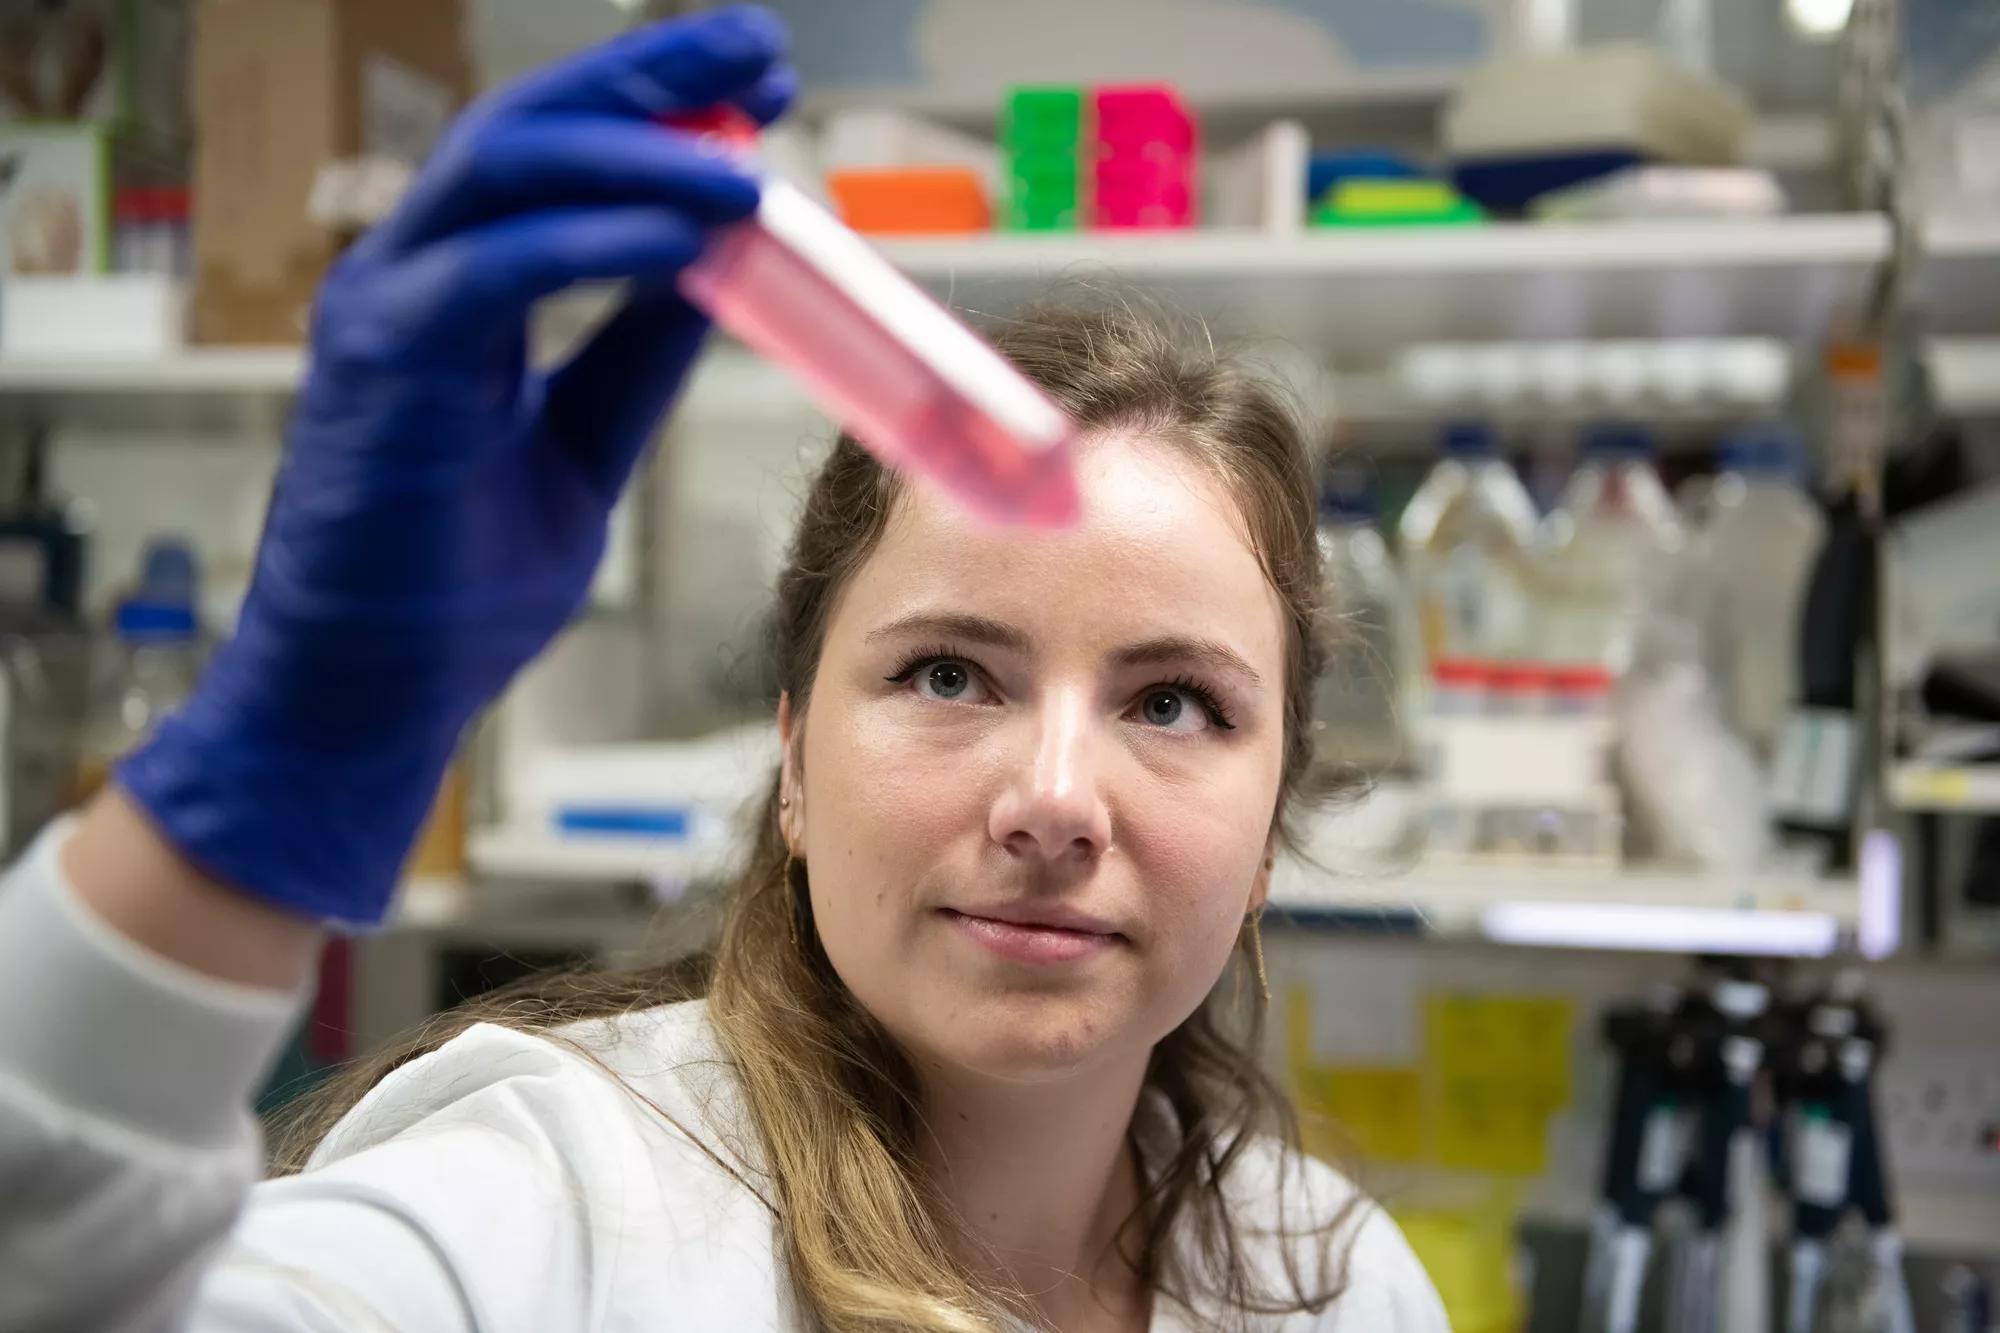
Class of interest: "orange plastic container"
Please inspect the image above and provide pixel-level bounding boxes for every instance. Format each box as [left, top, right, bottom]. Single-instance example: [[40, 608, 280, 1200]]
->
[[827, 167, 991, 235]]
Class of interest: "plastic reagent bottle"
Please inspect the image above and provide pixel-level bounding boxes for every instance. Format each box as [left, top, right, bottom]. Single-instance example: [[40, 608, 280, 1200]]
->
[[1695, 424, 1825, 760], [1398, 423, 1541, 664], [1540, 424, 1684, 670], [1313, 464, 1412, 773]]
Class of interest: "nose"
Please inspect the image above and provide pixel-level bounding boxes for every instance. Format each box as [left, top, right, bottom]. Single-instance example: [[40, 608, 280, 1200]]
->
[[987, 690, 1113, 864]]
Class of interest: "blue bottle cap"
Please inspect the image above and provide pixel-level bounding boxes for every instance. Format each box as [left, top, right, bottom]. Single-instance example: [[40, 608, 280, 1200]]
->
[[1718, 423, 1804, 477], [1319, 462, 1379, 522], [1582, 423, 1654, 460], [115, 598, 197, 642], [1440, 422, 1497, 458]]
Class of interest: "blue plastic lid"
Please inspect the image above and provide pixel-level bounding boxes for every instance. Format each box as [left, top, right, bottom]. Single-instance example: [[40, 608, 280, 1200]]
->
[[1307, 148, 1426, 203], [1581, 424, 1655, 460], [1440, 422, 1497, 458], [1319, 462, 1378, 522], [115, 599, 197, 641], [1718, 424, 1805, 477]]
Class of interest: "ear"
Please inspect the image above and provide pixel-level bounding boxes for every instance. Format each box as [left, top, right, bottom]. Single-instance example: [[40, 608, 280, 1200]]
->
[[776, 690, 804, 851], [1248, 842, 1275, 915]]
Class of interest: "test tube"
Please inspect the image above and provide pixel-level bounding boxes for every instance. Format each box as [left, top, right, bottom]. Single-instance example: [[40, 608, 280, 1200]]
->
[[668, 109, 1081, 528]]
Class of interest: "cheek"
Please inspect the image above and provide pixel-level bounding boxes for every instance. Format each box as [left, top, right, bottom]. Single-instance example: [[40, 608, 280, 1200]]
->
[[1138, 810, 1265, 952], [800, 700, 989, 902]]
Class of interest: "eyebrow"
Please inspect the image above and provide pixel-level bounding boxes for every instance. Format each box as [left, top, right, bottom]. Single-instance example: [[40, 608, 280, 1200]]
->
[[1112, 635, 1263, 687], [867, 612, 1032, 655], [867, 613, 1262, 687]]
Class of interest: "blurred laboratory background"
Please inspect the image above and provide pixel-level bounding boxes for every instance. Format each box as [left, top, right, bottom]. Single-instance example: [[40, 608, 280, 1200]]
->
[[2, 0, 1998, 1330]]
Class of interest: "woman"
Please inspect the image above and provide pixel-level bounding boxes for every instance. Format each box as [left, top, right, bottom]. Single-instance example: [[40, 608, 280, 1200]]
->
[[0, 9, 1445, 1332]]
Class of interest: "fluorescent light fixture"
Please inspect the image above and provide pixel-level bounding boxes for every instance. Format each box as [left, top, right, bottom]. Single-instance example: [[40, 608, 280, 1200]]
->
[[1480, 901, 1842, 956], [1788, 0, 1855, 38], [1858, 829, 1902, 960]]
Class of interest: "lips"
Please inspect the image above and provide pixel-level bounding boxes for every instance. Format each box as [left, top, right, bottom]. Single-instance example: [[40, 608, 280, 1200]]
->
[[941, 906, 1124, 965]]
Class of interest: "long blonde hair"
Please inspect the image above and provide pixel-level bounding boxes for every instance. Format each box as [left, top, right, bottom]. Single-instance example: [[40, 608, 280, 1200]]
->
[[270, 304, 1352, 1331]]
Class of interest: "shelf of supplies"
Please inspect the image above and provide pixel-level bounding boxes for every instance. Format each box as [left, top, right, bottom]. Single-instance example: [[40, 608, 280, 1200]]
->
[[877, 215, 1890, 357], [800, 69, 1462, 143], [1889, 762, 2000, 814], [1267, 860, 1873, 958]]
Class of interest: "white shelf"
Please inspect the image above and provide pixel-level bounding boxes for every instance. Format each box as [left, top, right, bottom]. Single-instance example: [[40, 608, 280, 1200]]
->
[[466, 825, 732, 886], [0, 346, 303, 394], [0, 345, 303, 432], [1268, 860, 1873, 958], [470, 820, 1889, 958], [878, 215, 1889, 356], [1889, 761, 2000, 814], [0, 218, 1890, 398]]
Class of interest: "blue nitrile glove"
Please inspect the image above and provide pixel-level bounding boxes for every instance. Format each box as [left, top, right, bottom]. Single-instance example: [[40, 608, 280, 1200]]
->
[[116, 7, 795, 926]]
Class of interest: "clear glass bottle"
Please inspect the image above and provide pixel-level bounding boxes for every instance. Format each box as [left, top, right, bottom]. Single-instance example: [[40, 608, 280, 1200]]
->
[[1398, 423, 1542, 666], [74, 541, 205, 802]]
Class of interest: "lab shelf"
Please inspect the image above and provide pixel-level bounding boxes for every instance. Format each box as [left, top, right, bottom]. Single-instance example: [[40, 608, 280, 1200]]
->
[[875, 215, 1891, 357], [1889, 762, 2000, 815], [1266, 860, 1871, 958], [0, 346, 304, 393], [467, 824, 732, 887], [0, 346, 304, 432], [469, 822, 1877, 960]]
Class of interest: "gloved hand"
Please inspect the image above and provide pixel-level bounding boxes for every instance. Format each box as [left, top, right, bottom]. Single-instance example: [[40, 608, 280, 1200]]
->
[[117, 7, 795, 926]]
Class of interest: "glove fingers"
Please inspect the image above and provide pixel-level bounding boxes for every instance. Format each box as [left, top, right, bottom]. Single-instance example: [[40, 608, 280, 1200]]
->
[[737, 61, 799, 127], [542, 277, 709, 500], [495, 5, 788, 121], [379, 118, 759, 256], [334, 208, 705, 370]]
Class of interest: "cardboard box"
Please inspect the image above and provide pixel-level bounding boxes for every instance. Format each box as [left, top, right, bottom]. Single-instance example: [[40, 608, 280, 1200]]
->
[[191, 0, 469, 344]]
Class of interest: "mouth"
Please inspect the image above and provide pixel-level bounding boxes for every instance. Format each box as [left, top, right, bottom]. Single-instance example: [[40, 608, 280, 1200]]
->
[[940, 907, 1125, 966]]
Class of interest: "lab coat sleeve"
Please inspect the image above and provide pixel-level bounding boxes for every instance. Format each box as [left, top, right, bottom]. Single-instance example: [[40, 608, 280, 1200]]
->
[[0, 821, 646, 1333], [1326, 1204, 1453, 1332], [0, 819, 309, 1331]]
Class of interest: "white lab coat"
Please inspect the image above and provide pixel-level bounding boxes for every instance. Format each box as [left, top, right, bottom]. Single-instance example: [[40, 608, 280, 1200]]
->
[[0, 823, 1450, 1332]]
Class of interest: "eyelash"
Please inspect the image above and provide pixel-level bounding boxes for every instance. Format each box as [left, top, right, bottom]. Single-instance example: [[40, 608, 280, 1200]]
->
[[885, 644, 968, 687], [1157, 673, 1237, 731], [884, 646, 1237, 731]]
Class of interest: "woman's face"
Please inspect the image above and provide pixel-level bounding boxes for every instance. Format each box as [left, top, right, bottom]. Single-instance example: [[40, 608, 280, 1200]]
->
[[782, 431, 1289, 1086]]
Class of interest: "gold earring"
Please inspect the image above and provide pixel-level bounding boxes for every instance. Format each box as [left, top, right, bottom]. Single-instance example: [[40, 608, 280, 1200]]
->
[[782, 849, 807, 951], [1248, 907, 1271, 1007]]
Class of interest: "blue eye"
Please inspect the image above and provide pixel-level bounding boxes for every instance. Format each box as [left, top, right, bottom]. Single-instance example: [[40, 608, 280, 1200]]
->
[[1138, 687, 1205, 732], [889, 652, 992, 706]]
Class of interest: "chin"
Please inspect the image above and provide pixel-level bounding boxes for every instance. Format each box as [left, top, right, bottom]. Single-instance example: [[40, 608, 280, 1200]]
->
[[916, 986, 1141, 1084]]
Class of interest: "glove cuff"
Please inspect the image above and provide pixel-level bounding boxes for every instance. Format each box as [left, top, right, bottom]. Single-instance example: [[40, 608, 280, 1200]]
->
[[115, 711, 462, 929]]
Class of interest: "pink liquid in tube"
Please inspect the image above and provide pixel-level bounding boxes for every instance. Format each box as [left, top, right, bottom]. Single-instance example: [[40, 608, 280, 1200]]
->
[[671, 125, 1080, 527]]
